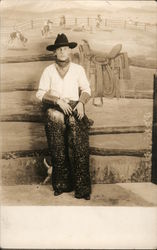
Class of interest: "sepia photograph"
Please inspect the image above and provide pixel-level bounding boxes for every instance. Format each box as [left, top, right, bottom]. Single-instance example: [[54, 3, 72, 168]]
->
[[0, 0, 157, 248]]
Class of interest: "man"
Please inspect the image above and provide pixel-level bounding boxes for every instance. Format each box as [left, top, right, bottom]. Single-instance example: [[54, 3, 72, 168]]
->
[[36, 33, 91, 200]]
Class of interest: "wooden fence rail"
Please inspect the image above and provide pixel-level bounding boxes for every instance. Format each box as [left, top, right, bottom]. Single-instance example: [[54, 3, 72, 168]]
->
[[1, 16, 157, 35]]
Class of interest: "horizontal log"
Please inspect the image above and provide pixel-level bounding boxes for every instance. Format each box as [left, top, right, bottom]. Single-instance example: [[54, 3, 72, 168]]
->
[[90, 148, 146, 157], [1, 122, 149, 155], [1, 61, 155, 94], [1, 148, 147, 160], [2, 150, 49, 160], [0, 52, 79, 64], [92, 49, 157, 69], [0, 91, 153, 126], [125, 90, 153, 99], [89, 134, 148, 151], [0, 51, 157, 69], [1, 155, 150, 185], [0, 110, 152, 124], [89, 125, 146, 135], [129, 56, 157, 69], [91, 50, 157, 69], [0, 119, 146, 135], [1, 61, 51, 92], [0, 54, 56, 64]]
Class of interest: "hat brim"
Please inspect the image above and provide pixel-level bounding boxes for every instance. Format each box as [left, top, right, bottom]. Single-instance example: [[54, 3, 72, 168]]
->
[[46, 42, 77, 51]]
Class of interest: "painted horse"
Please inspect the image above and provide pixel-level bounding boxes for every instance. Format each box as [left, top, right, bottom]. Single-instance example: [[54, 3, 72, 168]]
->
[[41, 20, 53, 37], [8, 31, 28, 46]]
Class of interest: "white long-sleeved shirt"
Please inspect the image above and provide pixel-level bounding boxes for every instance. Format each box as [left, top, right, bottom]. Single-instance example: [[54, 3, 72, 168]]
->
[[36, 62, 91, 101]]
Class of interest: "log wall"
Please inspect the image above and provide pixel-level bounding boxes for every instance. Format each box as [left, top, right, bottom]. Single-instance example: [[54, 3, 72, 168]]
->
[[0, 54, 154, 184]]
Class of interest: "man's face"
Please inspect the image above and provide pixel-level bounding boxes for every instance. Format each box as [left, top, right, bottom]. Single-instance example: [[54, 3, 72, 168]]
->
[[55, 46, 70, 61]]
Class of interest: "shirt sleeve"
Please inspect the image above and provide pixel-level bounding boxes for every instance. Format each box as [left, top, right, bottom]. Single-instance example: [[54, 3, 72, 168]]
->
[[36, 67, 51, 101], [78, 65, 91, 96]]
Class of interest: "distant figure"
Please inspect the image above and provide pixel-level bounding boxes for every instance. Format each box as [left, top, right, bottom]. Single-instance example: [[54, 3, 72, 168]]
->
[[41, 24, 50, 37], [127, 17, 133, 25], [60, 15, 66, 27], [82, 25, 85, 31], [134, 17, 139, 26], [47, 19, 53, 29], [41, 20, 53, 37], [8, 30, 28, 47], [96, 14, 102, 29]]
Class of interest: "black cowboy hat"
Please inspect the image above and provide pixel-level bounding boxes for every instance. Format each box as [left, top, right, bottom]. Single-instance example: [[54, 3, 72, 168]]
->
[[46, 33, 77, 51]]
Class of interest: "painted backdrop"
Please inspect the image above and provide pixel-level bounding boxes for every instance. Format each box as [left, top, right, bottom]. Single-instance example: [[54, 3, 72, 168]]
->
[[1, 0, 157, 187]]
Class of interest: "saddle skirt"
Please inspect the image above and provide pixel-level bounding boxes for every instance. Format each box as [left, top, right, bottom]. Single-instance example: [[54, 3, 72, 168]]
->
[[94, 52, 131, 98], [78, 41, 131, 104]]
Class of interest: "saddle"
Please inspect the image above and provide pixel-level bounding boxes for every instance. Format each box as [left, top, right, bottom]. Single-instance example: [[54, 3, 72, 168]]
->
[[79, 41, 131, 106]]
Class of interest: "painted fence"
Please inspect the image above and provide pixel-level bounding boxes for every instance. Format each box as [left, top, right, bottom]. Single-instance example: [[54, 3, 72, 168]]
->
[[1, 16, 157, 35]]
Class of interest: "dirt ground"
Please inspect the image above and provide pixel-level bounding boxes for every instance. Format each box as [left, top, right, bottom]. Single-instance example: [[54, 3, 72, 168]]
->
[[1, 183, 157, 206]]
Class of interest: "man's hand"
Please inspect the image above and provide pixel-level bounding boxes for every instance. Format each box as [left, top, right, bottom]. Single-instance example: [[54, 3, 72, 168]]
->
[[57, 99, 72, 115], [73, 102, 84, 120]]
